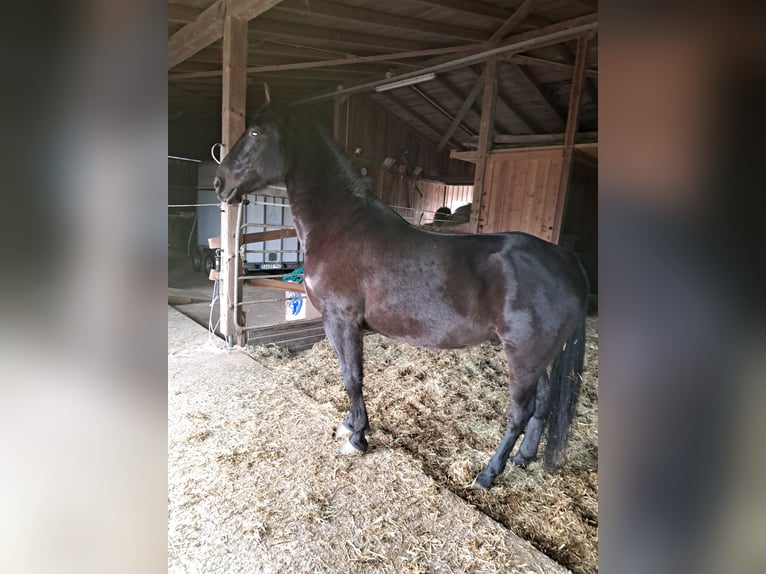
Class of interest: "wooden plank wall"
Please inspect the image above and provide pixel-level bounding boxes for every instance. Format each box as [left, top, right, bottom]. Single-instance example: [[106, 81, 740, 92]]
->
[[327, 95, 475, 182], [411, 180, 473, 223], [479, 147, 565, 242]]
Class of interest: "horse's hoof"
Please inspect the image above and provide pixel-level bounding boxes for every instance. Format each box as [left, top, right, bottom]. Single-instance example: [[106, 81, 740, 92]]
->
[[511, 454, 530, 468], [473, 473, 494, 490], [339, 439, 364, 456], [335, 423, 353, 440]]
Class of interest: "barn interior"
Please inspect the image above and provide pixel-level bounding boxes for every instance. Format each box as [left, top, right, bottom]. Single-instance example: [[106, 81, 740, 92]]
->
[[168, 0, 598, 313], [168, 3, 599, 572]]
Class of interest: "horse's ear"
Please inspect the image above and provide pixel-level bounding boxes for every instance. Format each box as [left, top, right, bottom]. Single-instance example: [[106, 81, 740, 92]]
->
[[264, 83, 271, 104]]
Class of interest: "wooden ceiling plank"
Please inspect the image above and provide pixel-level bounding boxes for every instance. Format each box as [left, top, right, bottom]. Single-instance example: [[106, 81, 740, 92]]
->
[[272, 0, 486, 42], [168, 3, 203, 24], [466, 65, 542, 134], [170, 43, 482, 81], [291, 14, 598, 105], [556, 43, 597, 101], [437, 67, 486, 152], [365, 95, 440, 147], [250, 17, 439, 53], [168, 0, 284, 70], [506, 54, 598, 78], [486, 0, 541, 45], [511, 62, 567, 128], [409, 85, 475, 138], [461, 131, 598, 147], [381, 91, 462, 149]]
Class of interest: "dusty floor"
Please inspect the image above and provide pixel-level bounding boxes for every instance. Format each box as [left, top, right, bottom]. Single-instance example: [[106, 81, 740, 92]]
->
[[248, 318, 599, 574], [168, 307, 570, 573], [168, 248, 289, 330]]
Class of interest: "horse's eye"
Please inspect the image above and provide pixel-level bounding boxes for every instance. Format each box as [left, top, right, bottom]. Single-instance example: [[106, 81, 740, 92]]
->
[[249, 130, 259, 138]]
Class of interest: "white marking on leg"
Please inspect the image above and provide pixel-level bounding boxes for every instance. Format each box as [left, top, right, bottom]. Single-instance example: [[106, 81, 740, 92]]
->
[[335, 423, 353, 440], [339, 440, 364, 456]]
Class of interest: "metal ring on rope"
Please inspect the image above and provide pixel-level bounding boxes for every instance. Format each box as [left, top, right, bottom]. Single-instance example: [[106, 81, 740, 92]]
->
[[211, 143, 223, 165]]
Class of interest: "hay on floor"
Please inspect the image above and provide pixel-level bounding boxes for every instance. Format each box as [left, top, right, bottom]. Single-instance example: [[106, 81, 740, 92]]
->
[[247, 317, 599, 574]]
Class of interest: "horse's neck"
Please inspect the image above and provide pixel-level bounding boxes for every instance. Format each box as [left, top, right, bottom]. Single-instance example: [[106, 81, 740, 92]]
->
[[285, 168, 363, 249]]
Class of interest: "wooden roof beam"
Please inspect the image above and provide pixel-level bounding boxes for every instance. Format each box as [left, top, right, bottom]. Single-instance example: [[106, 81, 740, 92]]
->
[[466, 65, 543, 134], [486, 0, 541, 45], [437, 67, 487, 151], [250, 17, 441, 53], [272, 0, 486, 42], [509, 62, 567, 129], [380, 91, 463, 150], [461, 131, 598, 148], [435, 75, 513, 135], [364, 95, 440, 147], [505, 54, 598, 78], [414, 0, 552, 28], [292, 14, 598, 105], [170, 43, 482, 81], [168, 0, 285, 70], [557, 43, 597, 102], [409, 85, 475, 139]]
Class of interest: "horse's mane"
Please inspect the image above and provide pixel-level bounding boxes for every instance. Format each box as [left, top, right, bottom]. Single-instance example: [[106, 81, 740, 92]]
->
[[272, 105, 378, 204]]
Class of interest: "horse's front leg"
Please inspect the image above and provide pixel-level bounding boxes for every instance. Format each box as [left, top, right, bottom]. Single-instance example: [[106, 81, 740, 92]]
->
[[324, 315, 368, 454]]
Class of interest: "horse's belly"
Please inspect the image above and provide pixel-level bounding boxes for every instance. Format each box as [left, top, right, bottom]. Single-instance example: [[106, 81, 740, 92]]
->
[[364, 309, 496, 350]]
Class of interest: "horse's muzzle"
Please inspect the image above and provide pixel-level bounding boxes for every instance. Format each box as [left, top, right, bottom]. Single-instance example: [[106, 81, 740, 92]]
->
[[213, 175, 240, 204]]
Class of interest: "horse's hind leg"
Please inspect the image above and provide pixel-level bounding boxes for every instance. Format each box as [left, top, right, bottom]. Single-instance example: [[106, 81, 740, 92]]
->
[[511, 371, 550, 467], [324, 316, 368, 454], [475, 349, 540, 489]]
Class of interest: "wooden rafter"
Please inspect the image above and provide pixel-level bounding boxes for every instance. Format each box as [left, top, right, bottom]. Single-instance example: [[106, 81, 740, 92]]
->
[[510, 62, 567, 128], [250, 16, 440, 53], [168, 0, 284, 70], [365, 95, 440, 147], [505, 54, 598, 78], [557, 42, 597, 102], [437, 68, 487, 152], [486, 0, 541, 45], [414, 0, 552, 29], [466, 65, 542, 134], [291, 14, 598, 105], [272, 0, 486, 42], [169, 43, 483, 81], [461, 131, 598, 148], [409, 86, 475, 138], [380, 91, 461, 149]]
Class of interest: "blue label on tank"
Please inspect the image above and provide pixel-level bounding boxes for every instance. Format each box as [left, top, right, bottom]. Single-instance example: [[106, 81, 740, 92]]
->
[[286, 292, 303, 316]]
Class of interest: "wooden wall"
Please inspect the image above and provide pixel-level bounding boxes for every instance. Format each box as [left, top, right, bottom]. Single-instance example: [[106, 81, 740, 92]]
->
[[328, 95, 474, 182], [411, 180, 473, 224], [479, 147, 565, 242]]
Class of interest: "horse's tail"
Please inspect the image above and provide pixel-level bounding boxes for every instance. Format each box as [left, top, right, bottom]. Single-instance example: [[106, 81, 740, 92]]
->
[[543, 268, 589, 471]]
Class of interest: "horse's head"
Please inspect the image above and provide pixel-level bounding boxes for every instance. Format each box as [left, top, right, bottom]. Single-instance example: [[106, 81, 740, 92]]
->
[[214, 104, 289, 204]]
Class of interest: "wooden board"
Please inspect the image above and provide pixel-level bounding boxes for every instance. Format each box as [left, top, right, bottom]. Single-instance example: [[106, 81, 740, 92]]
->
[[246, 318, 325, 352], [479, 147, 565, 242], [245, 277, 306, 294]]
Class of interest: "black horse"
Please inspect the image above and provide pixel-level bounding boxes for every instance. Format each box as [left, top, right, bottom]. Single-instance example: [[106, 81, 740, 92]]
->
[[215, 102, 589, 488]]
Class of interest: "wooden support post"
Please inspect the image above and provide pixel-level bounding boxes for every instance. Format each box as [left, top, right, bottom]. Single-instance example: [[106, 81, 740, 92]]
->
[[219, 14, 248, 347], [470, 56, 497, 233], [552, 35, 589, 244]]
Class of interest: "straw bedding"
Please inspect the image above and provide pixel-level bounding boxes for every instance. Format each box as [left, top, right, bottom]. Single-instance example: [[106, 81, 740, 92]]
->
[[247, 317, 598, 573], [169, 306, 573, 573]]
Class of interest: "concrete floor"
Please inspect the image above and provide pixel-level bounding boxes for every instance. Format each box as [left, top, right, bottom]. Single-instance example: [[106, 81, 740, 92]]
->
[[168, 248, 289, 332]]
